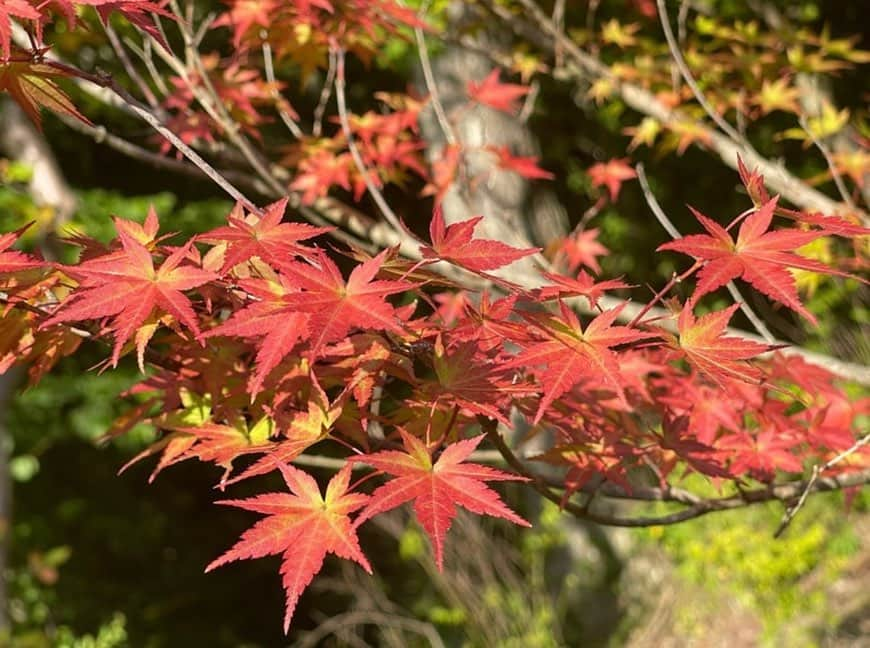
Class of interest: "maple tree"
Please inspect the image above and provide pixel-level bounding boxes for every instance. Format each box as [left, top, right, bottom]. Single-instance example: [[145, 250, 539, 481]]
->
[[0, 0, 868, 638]]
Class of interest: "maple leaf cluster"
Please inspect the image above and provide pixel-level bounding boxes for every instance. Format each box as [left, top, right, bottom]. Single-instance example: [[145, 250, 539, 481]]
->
[[2, 155, 867, 630], [287, 98, 427, 204], [214, 0, 423, 75], [159, 54, 286, 154]]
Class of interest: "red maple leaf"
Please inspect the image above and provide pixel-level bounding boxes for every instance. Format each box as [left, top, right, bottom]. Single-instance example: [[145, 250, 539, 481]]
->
[[630, 0, 657, 17], [0, 223, 42, 273], [43, 216, 217, 368], [278, 248, 410, 354], [490, 146, 554, 180], [204, 276, 309, 395], [737, 157, 870, 237], [421, 144, 461, 202], [114, 205, 162, 246], [718, 428, 804, 479], [657, 196, 848, 323], [537, 270, 631, 309], [213, 0, 283, 49], [355, 431, 529, 570], [120, 419, 275, 485], [206, 463, 371, 633], [655, 414, 729, 479], [79, 0, 176, 48], [466, 69, 530, 114], [421, 208, 538, 273], [223, 375, 339, 485], [289, 150, 352, 204], [422, 337, 534, 424], [504, 302, 657, 423], [736, 156, 771, 208], [653, 375, 746, 445], [0, 2, 39, 61], [450, 292, 527, 350], [556, 228, 609, 274], [671, 304, 773, 387], [199, 198, 330, 273], [0, 62, 91, 129], [587, 158, 636, 201]]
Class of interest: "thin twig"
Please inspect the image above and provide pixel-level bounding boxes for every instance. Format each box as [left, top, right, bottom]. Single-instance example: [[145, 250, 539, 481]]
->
[[332, 45, 411, 238], [293, 610, 446, 648], [677, 0, 690, 45], [799, 114, 856, 210], [518, 80, 540, 123], [655, 0, 744, 145], [103, 22, 159, 107], [262, 41, 305, 139], [584, 0, 599, 44], [774, 431, 870, 537], [192, 11, 216, 47], [126, 37, 170, 96], [553, 0, 566, 67], [311, 53, 337, 138], [411, 0, 457, 146]]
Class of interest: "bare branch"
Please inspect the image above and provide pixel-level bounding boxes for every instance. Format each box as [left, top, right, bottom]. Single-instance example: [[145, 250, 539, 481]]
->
[[655, 0, 746, 145], [799, 114, 856, 210], [410, 0, 457, 146], [126, 37, 170, 97], [312, 54, 337, 138], [332, 45, 413, 239], [293, 610, 446, 648], [103, 22, 159, 108], [262, 41, 305, 139], [54, 112, 272, 197], [518, 80, 540, 123]]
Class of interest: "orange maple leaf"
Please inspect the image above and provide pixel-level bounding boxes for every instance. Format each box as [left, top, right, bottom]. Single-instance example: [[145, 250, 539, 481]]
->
[[355, 431, 529, 570], [207, 463, 371, 633], [43, 215, 216, 368]]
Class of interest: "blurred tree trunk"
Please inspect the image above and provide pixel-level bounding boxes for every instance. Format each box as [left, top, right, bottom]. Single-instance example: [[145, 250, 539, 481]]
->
[[417, 2, 568, 257]]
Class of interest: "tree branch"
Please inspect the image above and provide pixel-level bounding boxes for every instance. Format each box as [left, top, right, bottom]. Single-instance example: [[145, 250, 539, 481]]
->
[[332, 45, 412, 240], [482, 416, 870, 528], [774, 431, 870, 537], [655, 0, 746, 145]]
